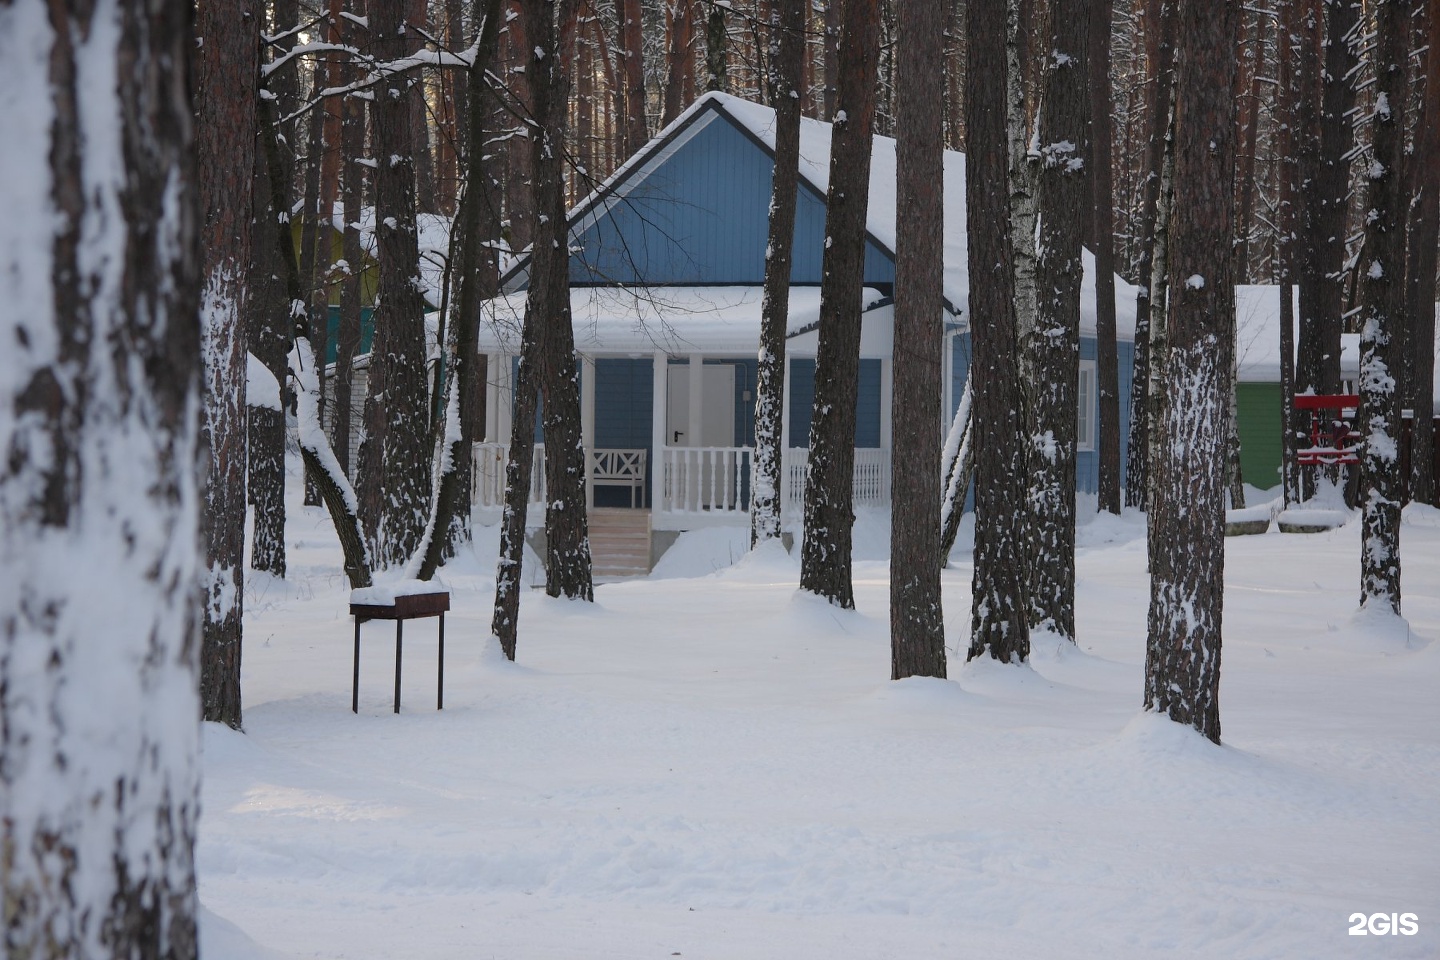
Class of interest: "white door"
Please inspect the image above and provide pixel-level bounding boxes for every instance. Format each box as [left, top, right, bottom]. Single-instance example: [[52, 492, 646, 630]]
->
[[665, 362, 735, 447]]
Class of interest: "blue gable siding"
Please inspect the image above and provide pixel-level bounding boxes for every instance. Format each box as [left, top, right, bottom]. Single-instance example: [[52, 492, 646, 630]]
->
[[789, 358, 882, 448], [568, 111, 895, 289]]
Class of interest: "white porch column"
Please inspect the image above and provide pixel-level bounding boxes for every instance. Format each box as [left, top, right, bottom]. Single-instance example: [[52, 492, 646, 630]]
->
[[495, 353, 514, 444], [651, 350, 668, 511], [484, 351, 500, 443], [780, 354, 792, 517], [879, 356, 894, 452], [581, 353, 596, 508], [688, 353, 704, 448]]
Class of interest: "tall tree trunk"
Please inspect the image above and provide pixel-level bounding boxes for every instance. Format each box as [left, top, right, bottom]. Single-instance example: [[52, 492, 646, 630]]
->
[[299, 67, 328, 508], [504, 2, 538, 252], [1123, 0, 1175, 510], [1091, 0, 1123, 515], [1144, 0, 1237, 744], [1027, 0, 1089, 643], [196, 0, 258, 731], [333, 1, 368, 477], [663, 0, 695, 124], [751, 0, 805, 548], [247, 94, 289, 579], [798, 0, 883, 609], [1357, 0, 1411, 614], [365, 0, 433, 567], [410, 0, 505, 581], [824, 0, 840, 119], [966, 0, 1031, 664], [1405, 0, 1439, 507], [528, 0, 594, 600], [260, 90, 375, 592], [1278, 0, 1302, 507], [707, 2, 728, 91], [1, 6, 202, 956], [620, 0, 649, 154], [890, 0, 948, 678], [410, 0, 438, 214], [493, 338, 541, 657]]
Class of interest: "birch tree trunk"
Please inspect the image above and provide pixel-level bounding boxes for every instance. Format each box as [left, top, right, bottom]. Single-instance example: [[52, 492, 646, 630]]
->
[[196, 0, 258, 731], [0, 3, 203, 954], [890, 0, 947, 679], [1143, 0, 1237, 744], [1356, 0, 1411, 614], [966, 0, 1031, 664], [798, 0, 883, 609]]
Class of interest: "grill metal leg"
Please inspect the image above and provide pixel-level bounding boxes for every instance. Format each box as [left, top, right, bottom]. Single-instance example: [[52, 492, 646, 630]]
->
[[352, 618, 361, 713], [394, 620, 403, 714], [437, 613, 445, 710]]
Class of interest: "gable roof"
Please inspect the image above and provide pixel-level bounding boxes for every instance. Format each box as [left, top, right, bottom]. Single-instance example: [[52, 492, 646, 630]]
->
[[499, 92, 1138, 337]]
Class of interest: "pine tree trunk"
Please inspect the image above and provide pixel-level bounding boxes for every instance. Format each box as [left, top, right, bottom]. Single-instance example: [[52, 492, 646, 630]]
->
[[528, 0, 594, 601], [1123, 0, 1175, 510], [890, 0, 947, 679], [494, 338, 542, 657], [706, 3, 728, 91], [365, 0, 433, 567], [247, 101, 289, 579], [1027, 0, 1089, 643], [1356, 0, 1411, 614], [197, 0, 258, 731], [411, 0, 505, 581], [751, 0, 804, 548], [259, 84, 375, 592], [410, 0, 438, 214], [620, 0, 649, 155], [966, 0, 1031, 664], [334, 40, 367, 476], [798, 0, 883, 609], [1, 7, 202, 956], [1277, 0, 1301, 507], [1143, 0, 1237, 744], [1405, 0, 1439, 506], [824, 0, 840, 120], [300, 69, 328, 509], [1091, 0, 1123, 516]]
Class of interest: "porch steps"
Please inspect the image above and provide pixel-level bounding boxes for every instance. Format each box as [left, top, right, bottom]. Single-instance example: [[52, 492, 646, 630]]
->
[[588, 508, 653, 578]]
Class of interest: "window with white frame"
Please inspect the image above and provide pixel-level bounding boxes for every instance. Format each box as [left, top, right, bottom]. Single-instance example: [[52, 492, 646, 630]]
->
[[1077, 360, 1096, 451]]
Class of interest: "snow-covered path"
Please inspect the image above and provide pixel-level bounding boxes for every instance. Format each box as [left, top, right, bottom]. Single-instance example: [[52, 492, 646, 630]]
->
[[200, 500, 1440, 959]]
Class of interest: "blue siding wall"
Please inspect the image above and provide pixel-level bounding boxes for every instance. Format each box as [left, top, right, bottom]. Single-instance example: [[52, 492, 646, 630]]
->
[[595, 358, 654, 448], [948, 333, 1135, 497], [788, 358, 882, 448], [570, 113, 895, 289]]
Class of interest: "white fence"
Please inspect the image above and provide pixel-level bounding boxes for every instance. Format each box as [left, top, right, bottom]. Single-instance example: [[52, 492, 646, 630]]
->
[[473, 442, 892, 523]]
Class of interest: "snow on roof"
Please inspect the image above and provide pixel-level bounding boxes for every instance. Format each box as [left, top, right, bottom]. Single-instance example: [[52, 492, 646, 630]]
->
[[559, 91, 1139, 339], [1236, 285, 1440, 401], [478, 285, 888, 356]]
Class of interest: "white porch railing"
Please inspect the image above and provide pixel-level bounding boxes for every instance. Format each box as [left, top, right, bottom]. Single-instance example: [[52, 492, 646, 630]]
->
[[473, 442, 892, 523], [777, 447, 891, 512], [472, 442, 546, 508], [662, 447, 753, 515]]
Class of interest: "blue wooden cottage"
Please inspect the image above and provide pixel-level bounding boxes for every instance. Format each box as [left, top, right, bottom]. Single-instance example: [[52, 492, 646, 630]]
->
[[474, 92, 1139, 533]]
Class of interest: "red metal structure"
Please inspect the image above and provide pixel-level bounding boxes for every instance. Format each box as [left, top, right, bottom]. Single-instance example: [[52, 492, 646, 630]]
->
[[1294, 394, 1362, 466]]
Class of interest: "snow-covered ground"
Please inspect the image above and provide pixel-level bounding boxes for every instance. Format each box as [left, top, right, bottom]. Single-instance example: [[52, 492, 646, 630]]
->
[[201, 476, 1440, 959]]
